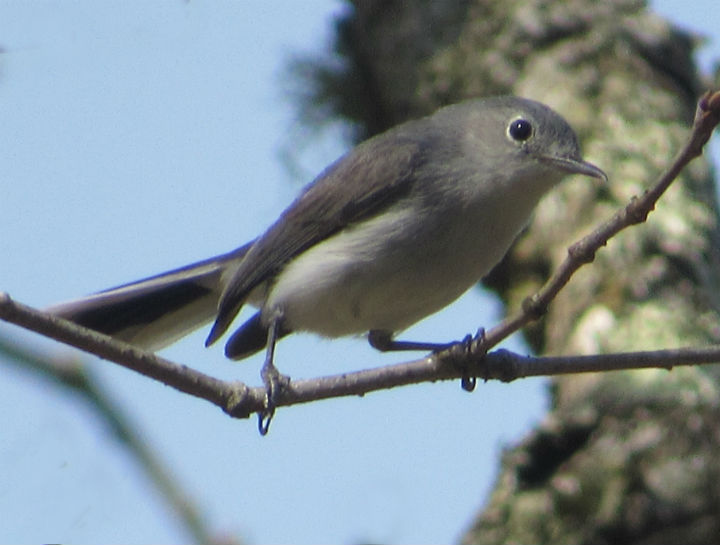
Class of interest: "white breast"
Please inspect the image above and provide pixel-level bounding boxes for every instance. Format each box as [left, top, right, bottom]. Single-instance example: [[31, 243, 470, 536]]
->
[[261, 181, 541, 337]]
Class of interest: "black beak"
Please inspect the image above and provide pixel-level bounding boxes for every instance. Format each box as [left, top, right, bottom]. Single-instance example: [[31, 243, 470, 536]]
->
[[542, 155, 608, 181]]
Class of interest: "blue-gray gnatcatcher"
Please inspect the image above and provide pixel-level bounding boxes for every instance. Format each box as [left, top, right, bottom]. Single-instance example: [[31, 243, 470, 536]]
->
[[49, 96, 606, 381]]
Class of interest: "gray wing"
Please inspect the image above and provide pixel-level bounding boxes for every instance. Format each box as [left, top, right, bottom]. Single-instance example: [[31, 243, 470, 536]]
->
[[206, 130, 426, 344]]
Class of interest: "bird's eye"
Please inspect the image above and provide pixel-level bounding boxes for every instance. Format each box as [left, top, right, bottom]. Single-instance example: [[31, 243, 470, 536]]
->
[[507, 118, 533, 142]]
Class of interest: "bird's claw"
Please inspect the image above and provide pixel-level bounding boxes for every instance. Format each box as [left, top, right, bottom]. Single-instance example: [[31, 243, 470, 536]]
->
[[258, 365, 290, 435], [443, 328, 486, 392]]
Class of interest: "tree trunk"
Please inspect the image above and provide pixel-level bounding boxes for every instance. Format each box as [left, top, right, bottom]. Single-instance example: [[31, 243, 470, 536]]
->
[[297, 0, 720, 542]]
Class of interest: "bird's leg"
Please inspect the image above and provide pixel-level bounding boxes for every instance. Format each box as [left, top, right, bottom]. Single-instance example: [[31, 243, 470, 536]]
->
[[368, 328, 487, 391], [258, 308, 290, 435], [368, 329, 458, 352]]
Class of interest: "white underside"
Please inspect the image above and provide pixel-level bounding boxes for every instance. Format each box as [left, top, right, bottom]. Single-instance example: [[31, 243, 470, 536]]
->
[[261, 192, 537, 337]]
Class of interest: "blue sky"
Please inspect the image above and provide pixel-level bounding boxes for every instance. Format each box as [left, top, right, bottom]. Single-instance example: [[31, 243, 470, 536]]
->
[[0, 2, 717, 543]]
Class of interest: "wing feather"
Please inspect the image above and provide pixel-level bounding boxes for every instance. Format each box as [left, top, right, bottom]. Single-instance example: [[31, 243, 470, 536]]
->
[[206, 129, 427, 344]]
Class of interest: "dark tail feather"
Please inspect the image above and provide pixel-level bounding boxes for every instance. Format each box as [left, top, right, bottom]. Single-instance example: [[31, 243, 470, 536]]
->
[[47, 244, 252, 351], [224, 311, 291, 360]]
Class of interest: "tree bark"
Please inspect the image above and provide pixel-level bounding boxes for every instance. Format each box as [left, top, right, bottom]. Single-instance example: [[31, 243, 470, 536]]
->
[[296, 0, 720, 542]]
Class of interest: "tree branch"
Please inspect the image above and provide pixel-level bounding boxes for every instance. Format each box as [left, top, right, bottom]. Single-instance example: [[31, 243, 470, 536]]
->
[[1, 90, 719, 425], [3, 290, 720, 421], [0, 292, 262, 417]]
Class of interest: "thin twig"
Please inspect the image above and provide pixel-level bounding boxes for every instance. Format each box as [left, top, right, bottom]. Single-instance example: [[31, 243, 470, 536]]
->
[[0, 293, 263, 417], [3, 292, 720, 418]]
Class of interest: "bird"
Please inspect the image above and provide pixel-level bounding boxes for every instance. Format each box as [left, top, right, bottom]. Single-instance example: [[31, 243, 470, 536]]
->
[[48, 96, 606, 424]]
